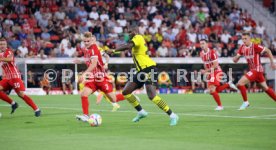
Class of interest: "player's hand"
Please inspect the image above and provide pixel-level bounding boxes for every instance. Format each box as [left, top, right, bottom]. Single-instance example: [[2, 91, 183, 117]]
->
[[73, 59, 81, 64], [200, 69, 206, 74], [270, 63, 276, 70], [104, 63, 108, 69]]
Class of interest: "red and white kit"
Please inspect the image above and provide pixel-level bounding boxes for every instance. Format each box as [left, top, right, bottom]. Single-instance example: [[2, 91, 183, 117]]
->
[[237, 43, 266, 82], [200, 48, 223, 86], [83, 44, 113, 94], [0, 48, 25, 93]]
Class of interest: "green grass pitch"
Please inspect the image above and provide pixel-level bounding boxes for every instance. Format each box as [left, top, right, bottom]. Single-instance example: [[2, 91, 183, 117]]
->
[[0, 93, 276, 150]]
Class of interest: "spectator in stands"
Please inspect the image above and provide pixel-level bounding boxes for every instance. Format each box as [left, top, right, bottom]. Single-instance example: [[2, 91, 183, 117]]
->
[[40, 75, 51, 95], [220, 30, 232, 44], [17, 41, 28, 57], [27, 70, 36, 88], [157, 43, 168, 57], [255, 21, 266, 36], [158, 71, 172, 89], [8, 35, 21, 50], [89, 7, 99, 20], [61, 72, 73, 95], [191, 70, 205, 91], [41, 28, 51, 41]]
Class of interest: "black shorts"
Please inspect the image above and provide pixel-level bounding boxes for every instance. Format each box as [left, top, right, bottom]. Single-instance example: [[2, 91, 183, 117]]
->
[[131, 66, 158, 89]]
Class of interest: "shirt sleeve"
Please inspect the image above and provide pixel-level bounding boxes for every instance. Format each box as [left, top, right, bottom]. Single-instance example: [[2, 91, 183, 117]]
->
[[210, 50, 218, 61], [131, 35, 140, 47], [254, 44, 265, 54]]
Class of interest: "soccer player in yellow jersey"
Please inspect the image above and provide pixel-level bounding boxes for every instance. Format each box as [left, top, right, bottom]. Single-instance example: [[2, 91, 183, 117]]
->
[[107, 28, 179, 126]]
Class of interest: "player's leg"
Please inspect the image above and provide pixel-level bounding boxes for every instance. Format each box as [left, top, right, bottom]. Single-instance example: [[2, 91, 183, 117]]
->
[[259, 81, 276, 101], [209, 84, 223, 110], [116, 93, 125, 102], [122, 81, 147, 121], [0, 82, 18, 114], [76, 86, 94, 122], [99, 80, 120, 112], [80, 87, 93, 115], [145, 84, 179, 126], [62, 83, 66, 95], [16, 91, 40, 116], [237, 74, 251, 110], [104, 92, 121, 112], [68, 83, 73, 94]]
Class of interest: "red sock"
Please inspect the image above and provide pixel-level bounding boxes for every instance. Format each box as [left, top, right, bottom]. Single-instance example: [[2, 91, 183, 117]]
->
[[238, 85, 248, 102], [265, 88, 276, 101], [81, 96, 89, 115], [210, 92, 222, 106], [0, 91, 13, 104], [216, 83, 229, 93], [22, 95, 38, 110], [116, 93, 125, 102]]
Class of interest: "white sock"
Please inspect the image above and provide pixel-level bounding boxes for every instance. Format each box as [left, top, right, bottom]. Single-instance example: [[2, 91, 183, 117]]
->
[[170, 113, 177, 119], [244, 101, 249, 104], [11, 101, 15, 105], [35, 108, 40, 112], [111, 102, 118, 106], [138, 109, 146, 115], [94, 91, 99, 96]]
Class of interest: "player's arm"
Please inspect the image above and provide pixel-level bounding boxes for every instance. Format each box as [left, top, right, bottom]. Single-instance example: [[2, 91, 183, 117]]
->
[[106, 42, 134, 54], [233, 54, 241, 63], [262, 47, 276, 69], [102, 52, 110, 68], [0, 50, 13, 62], [84, 56, 98, 73], [205, 60, 219, 72]]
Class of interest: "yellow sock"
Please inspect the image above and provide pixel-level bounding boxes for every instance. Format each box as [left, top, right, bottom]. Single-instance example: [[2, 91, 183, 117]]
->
[[152, 95, 170, 112], [124, 94, 140, 107]]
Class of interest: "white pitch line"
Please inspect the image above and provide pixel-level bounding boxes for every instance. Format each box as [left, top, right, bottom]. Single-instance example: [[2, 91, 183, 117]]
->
[[1, 105, 276, 120]]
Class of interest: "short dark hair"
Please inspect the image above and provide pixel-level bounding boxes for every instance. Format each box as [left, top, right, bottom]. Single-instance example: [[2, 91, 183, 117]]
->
[[242, 32, 250, 36], [0, 37, 6, 41], [199, 39, 208, 42]]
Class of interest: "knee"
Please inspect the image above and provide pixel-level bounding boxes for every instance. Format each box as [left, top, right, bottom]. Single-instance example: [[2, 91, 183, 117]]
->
[[80, 91, 88, 97], [122, 90, 130, 96], [209, 88, 216, 94], [17, 92, 25, 98], [147, 93, 156, 100]]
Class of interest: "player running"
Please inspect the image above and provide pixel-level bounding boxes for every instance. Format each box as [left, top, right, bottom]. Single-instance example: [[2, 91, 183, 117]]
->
[[199, 39, 238, 110], [0, 38, 41, 117], [107, 28, 179, 126], [75, 32, 120, 122], [233, 32, 276, 110]]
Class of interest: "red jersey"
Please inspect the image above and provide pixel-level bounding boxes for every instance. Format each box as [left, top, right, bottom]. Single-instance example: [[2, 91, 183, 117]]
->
[[200, 49, 222, 71], [83, 44, 106, 79], [237, 43, 265, 72], [0, 48, 21, 79]]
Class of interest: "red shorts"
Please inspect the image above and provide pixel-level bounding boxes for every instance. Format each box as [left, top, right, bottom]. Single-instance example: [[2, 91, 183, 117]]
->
[[0, 78, 25, 93], [84, 78, 113, 94], [207, 70, 224, 86], [245, 70, 265, 83]]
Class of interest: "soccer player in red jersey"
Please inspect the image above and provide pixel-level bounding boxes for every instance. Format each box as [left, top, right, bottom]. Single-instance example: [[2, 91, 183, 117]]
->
[[75, 32, 120, 122], [199, 39, 238, 110], [233, 32, 276, 110], [0, 38, 41, 117]]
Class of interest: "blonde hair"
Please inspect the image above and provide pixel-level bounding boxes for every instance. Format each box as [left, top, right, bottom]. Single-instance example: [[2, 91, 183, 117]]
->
[[83, 32, 95, 38]]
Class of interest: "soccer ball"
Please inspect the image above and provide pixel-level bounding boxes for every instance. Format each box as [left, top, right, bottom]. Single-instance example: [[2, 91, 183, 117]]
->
[[88, 113, 102, 126]]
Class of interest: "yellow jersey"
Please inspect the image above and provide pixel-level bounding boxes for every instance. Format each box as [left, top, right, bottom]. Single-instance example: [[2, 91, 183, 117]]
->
[[131, 34, 156, 71]]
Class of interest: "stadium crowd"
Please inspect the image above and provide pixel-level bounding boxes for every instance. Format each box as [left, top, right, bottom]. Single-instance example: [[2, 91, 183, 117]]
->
[[0, 0, 276, 58]]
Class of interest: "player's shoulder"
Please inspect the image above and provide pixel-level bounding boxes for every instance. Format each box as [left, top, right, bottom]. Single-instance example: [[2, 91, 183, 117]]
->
[[253, 43, 264, 49], [4, 48, 13, 55]]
